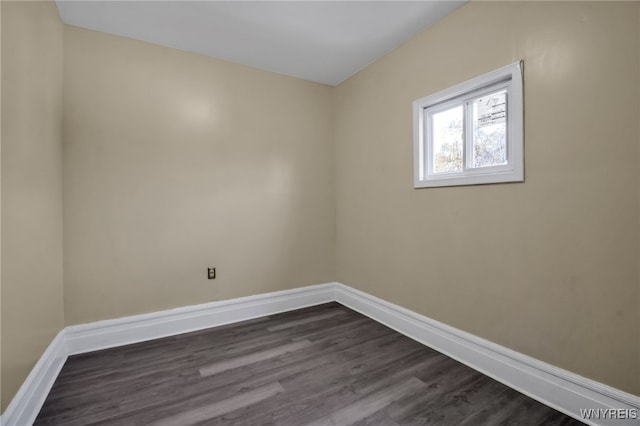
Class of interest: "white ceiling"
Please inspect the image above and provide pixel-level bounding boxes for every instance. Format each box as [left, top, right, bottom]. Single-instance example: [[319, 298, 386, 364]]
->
[[55, 1, 467, 86]]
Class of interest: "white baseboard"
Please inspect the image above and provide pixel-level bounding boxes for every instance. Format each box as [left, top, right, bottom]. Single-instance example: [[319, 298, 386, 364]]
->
[[3, 281, 639, 426], [3, 283, 335, 426], [2, 331, 67, 426], [333, 283, 640, 426], [64, 283, 335, 355]]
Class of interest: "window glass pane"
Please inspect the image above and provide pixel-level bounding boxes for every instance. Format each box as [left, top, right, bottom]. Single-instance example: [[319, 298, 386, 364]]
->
[[431, 105, 463, 173], [471, 90, 507, 168]]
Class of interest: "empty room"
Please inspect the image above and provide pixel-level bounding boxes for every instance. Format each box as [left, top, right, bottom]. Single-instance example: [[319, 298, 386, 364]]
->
[[1, 0, 639, 425]]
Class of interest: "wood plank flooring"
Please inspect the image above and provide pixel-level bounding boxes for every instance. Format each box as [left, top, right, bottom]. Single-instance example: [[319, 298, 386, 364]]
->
[[34, 303, 584, 425]]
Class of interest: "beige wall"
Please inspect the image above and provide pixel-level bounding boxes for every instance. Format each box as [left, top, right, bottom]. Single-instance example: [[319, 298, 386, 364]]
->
[[1, 0, 64, 410], [334, 1, 640, 395], [63, 26, 335, 325], [2, 0, 640, 411]]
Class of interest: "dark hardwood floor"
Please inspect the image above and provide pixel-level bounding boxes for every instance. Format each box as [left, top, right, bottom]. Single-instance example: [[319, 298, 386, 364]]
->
[[34, 303, 584, 425]]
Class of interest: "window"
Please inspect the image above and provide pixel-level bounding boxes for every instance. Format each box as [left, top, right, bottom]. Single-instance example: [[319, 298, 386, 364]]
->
[[413, 61, 523, 188]]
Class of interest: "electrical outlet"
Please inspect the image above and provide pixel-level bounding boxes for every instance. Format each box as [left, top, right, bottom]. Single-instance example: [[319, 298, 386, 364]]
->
[[208, 267, 216, 279]]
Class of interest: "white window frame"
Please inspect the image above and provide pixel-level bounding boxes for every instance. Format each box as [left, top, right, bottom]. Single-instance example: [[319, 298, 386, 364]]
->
[[413, 61, 524, 188]]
